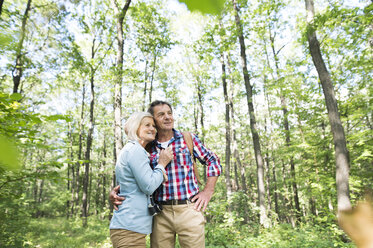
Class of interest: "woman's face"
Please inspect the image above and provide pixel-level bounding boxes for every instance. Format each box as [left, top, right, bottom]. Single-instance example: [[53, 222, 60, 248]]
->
[[137, 117, 156, 143]]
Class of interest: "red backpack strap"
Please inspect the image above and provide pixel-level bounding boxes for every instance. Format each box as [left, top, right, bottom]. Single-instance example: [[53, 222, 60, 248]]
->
[[182, 131, 202, 185]]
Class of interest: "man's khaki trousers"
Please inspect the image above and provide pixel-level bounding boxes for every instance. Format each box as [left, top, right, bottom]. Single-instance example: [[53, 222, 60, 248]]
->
[[150, 202, 206, 248]]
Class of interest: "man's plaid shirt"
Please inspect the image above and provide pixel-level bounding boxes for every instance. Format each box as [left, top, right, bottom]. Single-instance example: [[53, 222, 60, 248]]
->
[[148, 129, 222, 202]]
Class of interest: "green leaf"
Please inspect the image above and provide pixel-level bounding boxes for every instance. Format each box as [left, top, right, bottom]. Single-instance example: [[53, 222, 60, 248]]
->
[[45, 114, 72, 122], [179, 0, 225, 15], [10, 93, 22, 101], [0, 135, 20, 171]]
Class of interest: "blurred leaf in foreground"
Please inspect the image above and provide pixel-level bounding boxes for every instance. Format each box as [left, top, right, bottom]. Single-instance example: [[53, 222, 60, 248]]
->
[[179, 0, 225, 15], [339, 198, 373, 248], [0, 135, 20, 171]]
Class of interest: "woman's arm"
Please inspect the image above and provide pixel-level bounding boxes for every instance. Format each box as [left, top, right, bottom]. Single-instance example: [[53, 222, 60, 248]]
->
[[128, 145, 172, 195]]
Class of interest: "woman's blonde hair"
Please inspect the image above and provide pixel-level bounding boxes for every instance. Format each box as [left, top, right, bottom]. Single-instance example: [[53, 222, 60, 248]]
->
[[124, 112, 154, 141]]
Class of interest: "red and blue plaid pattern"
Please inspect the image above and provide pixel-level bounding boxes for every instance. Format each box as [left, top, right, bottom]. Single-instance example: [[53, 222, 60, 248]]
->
[[149, 129, 222, 202]]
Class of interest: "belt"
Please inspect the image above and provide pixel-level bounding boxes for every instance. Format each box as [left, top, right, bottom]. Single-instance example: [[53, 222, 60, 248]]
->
[[159, 199, 191, 205]]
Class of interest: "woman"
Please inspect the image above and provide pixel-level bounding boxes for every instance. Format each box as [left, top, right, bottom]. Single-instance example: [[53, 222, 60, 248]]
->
[[110, 112, 173, 248]]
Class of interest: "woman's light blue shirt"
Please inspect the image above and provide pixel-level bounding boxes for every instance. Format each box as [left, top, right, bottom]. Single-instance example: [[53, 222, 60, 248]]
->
[[109, 140, 165, 234]]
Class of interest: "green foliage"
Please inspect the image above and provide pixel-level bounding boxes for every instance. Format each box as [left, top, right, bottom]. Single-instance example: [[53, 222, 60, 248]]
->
[[0, 189, 31, 247], [205, 222, 355, 248], [179, 0, 226, 15]]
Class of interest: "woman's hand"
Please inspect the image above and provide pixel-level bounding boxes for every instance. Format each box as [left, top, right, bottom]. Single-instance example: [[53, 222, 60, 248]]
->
[[158, 147, 173, 167]]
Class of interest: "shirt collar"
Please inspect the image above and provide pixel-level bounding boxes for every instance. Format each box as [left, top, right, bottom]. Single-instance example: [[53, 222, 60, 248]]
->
[[151, 129, 182, 149]]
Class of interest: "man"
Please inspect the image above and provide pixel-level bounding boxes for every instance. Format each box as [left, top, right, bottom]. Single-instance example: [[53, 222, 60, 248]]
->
[[110, 100, 222, 248]]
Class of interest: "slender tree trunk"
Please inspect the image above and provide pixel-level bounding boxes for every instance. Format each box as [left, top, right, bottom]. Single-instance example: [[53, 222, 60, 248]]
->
[[264, 86, 280, 220], [101, 134, 107, 210], [67, 122, 75, 218], [33, 178, 38, 216], [305, 0, 351, 212], [67, 155, 71, 218], [0, 0, 4, 17], [282, 161, 296, 226], [112, 0, 131, 160], [149, 54, 157, 104], [195, 78, 206, 182], [196, 82, 205, 143], [75, 81, 86, 215], [88, 165, 92, 215], [110, 0, 130, 216], [272, 158, 279, 218], [82, 39, 97, 227], [268, 28, 301, 222], [226, 54, 240, 192], [232, 0, 268, 227], [142, 60, 148, 111], [12, 0, 32, 93], [36, 179, 44, 218], [221, 53, 232, 207], [264, 148, 272, 216], [193, 100, 199, 134]]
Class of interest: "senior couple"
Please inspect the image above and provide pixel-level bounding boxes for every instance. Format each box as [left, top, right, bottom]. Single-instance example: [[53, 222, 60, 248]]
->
[[109, 100, 222, 248]]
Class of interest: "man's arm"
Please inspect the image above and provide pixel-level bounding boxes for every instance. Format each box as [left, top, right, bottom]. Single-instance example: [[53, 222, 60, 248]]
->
[[191, 176, 218, 212], [190, 134, 222, 212], [109, 185, 125, 210]]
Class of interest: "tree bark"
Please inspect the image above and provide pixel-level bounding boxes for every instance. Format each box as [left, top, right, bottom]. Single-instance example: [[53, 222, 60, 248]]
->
[[0, 0, 4, 16], [268, 29, 301, 222], [305, 0, 351, 212], [262, 77, 280, 220], [232, 0, 268, 227], [196, 77, 206, 182], [12, 0, 32, 93], [226, 54, 240, 192], [102, 134, 107, 210], [142, 60, 148, 111], [221, 53, 232, 207], [112, 0, 131, 161], [75, 81, 86, 215], [82, 37, 98, 227], [149, 54, 157, 104]]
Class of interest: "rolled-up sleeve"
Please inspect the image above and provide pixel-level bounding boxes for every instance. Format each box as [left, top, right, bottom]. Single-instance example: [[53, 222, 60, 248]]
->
[[192, 134, 222, 177]]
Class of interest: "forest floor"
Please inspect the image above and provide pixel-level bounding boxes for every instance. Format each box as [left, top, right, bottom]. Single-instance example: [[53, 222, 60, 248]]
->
[[22, 217, 356, 248]]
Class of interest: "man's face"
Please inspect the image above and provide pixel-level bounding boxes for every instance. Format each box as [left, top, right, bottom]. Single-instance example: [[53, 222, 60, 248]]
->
[[152, 104, 174, 131]]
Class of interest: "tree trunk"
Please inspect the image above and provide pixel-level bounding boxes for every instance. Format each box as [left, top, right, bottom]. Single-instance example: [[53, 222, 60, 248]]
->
[[82, 39, 97, 227], [305, 0, 351, 212], [142, 60, 148, 111], [196, 78, 206, 182], [149, 54, 157, 104], [112, 0, 131, 160], [232, 0, 268, 227], [193, 101, 199, 134], [263, 79, 280, 220], [12, 0, 32, 94], [226, 54, 240, 192], [35, 179, 44, 218], [221, 53, 232, 207], [102, 134, 107, 210], [264, 149, 272, 217], [268, 27, 301, 222], [0, 0, 4, 16], [282, 161, 296, 226], [67, 122, 75, 218], [75, 81, 86, 216]]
